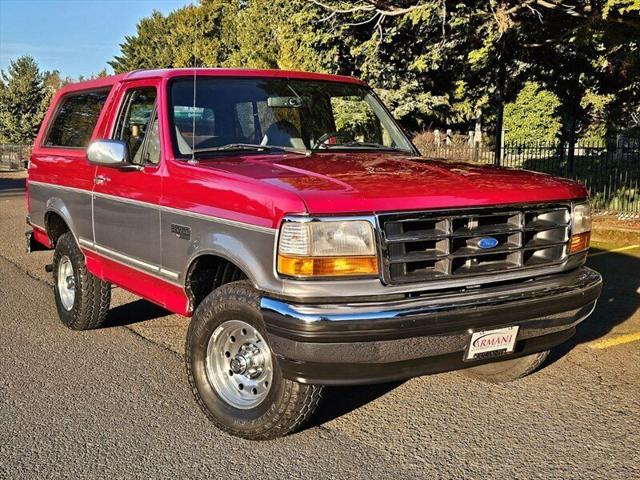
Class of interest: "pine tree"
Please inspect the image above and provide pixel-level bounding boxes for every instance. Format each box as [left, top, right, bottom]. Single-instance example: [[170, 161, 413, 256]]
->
[[0, 56, 52, 144]]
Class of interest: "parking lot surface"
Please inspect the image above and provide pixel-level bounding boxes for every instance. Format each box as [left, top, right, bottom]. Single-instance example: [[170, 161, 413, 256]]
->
[[1, 179, 639, 479]]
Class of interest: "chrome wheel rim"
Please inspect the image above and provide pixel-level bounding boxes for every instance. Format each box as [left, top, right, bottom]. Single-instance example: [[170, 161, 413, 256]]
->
[[57, 255, 75, 311], [205, 320, 273, 410]]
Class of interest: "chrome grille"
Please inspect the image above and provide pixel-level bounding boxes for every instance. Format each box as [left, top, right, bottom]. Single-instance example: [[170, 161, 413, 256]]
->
[[378, 204, 571, 284]]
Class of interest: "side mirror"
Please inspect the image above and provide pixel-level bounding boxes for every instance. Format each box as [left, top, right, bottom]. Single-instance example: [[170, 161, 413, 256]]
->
[[87, 140, 138, 170]]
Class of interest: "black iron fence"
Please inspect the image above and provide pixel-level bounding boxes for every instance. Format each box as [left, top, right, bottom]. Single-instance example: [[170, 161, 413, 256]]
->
[[0, 144, 31, 171], [420, 139, 640, 214]]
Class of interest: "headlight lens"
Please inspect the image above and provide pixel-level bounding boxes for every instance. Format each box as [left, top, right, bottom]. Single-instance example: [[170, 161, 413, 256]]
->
[[572, 202, 592, 235], [570, 201, 592, 253], [277, 220, 378, 277]]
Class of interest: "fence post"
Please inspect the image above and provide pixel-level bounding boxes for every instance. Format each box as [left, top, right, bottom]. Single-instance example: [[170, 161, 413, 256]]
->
[[469, 130, 480, 162], [474, 111, 482, 146], [616, 134, 624, 161], [564, 117, 577, 176], [494, 103, 504, 166], [493, 126, 505, 166], [567, 144, 575, 177]]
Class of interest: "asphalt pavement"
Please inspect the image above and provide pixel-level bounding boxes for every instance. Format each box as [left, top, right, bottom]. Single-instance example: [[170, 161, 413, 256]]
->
[[1, 178, 639, 479]]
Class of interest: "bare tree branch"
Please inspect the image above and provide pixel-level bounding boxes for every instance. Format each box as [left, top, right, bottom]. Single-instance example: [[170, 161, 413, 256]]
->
[[308, 0, 640, 33], [307, 0, 374, 15], [307, 0, 429, 18]]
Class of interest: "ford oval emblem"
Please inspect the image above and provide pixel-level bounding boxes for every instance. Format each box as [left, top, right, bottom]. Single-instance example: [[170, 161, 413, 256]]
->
[[477, 237, 499, 249]]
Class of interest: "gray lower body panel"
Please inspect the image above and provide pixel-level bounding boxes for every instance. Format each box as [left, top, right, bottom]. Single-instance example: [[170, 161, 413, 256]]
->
[[93, 195, 162, 266], [28, 181, 93, 242]]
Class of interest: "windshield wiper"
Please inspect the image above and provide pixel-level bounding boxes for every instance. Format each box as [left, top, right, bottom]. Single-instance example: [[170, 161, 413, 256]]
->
[[193, 143, 309, 155], [313, 141, 403, 152]]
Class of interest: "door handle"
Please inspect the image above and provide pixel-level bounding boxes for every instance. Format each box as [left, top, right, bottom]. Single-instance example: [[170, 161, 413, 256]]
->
[[94, 175, 110, 185]]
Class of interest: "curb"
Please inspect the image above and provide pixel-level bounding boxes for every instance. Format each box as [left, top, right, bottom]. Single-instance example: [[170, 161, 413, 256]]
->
[[591, 226, 640, 245]]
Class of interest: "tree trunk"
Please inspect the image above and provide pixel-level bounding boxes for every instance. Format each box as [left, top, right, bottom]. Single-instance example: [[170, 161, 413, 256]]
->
[[494, 102, 504, 166], [494, 59, 507, 166], [566, 116, 576, 176]]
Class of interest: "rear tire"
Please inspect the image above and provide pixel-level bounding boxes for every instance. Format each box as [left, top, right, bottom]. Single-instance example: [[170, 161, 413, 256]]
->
[[52, 232, 111, 330], [185, 281, 322, 440], [461, 350, 550, 384]]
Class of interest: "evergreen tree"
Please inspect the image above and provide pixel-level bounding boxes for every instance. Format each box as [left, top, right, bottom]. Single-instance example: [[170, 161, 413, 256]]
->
[[108, 1, 640, 137], [0, 56, 52, 144]]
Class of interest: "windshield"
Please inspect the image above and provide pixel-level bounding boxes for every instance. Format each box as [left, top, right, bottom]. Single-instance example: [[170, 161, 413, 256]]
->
[[168, 77, 415, 157]]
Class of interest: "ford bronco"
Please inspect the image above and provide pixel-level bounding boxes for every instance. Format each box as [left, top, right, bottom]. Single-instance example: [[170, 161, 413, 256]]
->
[[26, 69, 602, 440]]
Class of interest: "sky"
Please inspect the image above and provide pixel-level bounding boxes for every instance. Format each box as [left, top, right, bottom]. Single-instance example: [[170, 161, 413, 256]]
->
[[0, 0, 190, 79]]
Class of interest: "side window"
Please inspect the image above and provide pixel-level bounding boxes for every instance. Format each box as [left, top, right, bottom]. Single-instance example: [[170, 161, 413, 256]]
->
[[113, 87, 157, 163], [144, 113, 161, 165], [44, 89, 110, 148]]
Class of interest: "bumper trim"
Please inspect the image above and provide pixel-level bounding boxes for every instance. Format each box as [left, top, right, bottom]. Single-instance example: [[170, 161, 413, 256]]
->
[[261, 267, 602, 343], [262, 267, 602, 385], [279, 328, 576, 385]]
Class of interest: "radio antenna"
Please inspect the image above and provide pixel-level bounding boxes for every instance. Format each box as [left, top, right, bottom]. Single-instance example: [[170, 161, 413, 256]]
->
[[189, 8, 198, 164]]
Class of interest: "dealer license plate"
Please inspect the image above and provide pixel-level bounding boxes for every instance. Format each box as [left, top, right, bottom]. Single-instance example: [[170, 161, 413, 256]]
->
[[464, 326, 519, 361]]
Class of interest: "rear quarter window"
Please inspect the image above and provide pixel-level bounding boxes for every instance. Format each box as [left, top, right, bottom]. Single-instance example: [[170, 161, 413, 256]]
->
[[43, 89, 111, 148]]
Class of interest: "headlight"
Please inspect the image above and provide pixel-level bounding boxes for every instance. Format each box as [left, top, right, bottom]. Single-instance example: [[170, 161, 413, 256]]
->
[[569, 201, 592, 253], [277, 219, 379, 278]]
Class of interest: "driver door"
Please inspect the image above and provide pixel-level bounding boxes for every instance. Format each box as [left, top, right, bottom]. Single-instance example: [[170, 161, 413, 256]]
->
[[92, 80, 163, 271]]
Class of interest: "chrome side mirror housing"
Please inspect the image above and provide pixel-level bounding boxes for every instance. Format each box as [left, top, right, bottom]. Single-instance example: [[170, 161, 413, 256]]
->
[[87, 140, 138, 169]]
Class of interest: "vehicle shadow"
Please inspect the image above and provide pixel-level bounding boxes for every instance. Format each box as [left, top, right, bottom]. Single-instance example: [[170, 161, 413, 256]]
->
[[306, 381, 405, 430], [101, 298, 171, 328], [0, 177, 26, 196], [546, 247, 639, 365]]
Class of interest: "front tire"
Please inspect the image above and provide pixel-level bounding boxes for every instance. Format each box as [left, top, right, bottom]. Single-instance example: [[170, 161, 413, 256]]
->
[[52, 232, 111, 330], [461, 350, 550, 383], [185, 281, 322, 440]]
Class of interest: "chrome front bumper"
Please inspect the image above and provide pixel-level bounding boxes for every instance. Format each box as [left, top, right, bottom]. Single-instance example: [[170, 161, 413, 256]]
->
[[261, 267, 602, 385]]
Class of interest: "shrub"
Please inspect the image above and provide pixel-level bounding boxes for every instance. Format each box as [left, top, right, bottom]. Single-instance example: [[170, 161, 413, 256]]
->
[[504, 82, 562, 144]]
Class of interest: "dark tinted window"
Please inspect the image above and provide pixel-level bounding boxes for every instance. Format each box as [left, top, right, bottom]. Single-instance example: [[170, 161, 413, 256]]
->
[[44, 89, 110, 148]]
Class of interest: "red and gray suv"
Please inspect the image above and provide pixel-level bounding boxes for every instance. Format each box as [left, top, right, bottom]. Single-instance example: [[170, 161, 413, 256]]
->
[[26, 69, 602, 439]]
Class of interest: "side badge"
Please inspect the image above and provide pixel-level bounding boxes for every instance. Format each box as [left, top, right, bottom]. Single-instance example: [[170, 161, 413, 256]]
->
[[171, 223, 191, 240]]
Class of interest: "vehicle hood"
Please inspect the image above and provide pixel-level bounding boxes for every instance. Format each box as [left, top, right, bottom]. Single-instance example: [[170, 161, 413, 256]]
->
[[203, 152, 586, 215]]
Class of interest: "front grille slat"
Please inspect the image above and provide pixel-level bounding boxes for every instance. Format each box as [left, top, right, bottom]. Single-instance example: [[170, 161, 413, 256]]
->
[[379, 203, 571, 284], [386, 230, 450, 242], [451, 225, 522, 237], [524, 220, 568, 231], [521, 240, 567, 250], [450, 244, 521, 258], [389, 250, 449, 263]]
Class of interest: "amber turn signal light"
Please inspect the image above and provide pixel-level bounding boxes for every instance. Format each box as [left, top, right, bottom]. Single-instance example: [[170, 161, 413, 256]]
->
[[569, 232, 590, 254], [277, 255, 379, 277]]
